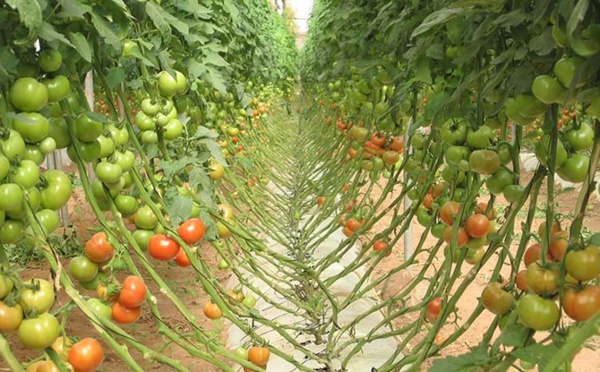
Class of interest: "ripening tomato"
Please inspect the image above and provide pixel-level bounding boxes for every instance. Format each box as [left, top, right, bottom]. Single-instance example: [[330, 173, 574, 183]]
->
[[204, 302, 222, 319], [562, 286, 600, 321], [425, 297, 442, 322], [481, 282, 515, 316], [119, 276, 146, 309], [0, 301, 23, 332], [85, 232, 115, 263], [549, 230, 569, 261], [465, 214, 490, 238], [69, 338, 104, 372], [439, 201, 461, 225], [148, 234, 180, 261], [565, 246, 600, 282], [443, 225, 469, 246], [517, 294, 559, 331], [516, 270, 528, 291], [525, 262, 561, 295], [373, 239, 390, 256], [177, 218, 206, 245], [248, 346, 270, 366]]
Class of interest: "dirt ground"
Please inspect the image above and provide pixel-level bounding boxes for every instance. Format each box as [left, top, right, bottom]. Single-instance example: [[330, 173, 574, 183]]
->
[[369, 169, 600, 371]]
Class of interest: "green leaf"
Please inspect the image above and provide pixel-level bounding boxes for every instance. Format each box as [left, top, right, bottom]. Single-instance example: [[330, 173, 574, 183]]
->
[[38, 22, 73, 47], [194, 126, 218, 139], [6, 0, 42, 33], [175, 0, 212, 20], [106, 68, 125, 90], [91, 12, 121, 50], [203, 67, 227, 94], [513, 342, 560, 368], [57, 0, 90, 19], [68, 32, 92, 62], [411, 8, 465, 39], [529, 27, 556, 56], [199, 138, 227, 166], [204, 50, 229, 68], [0, 47, 19, 81], [85, 111, 108, 124], [189, 166, 211, 193], [146, 2, 172, 40], [491, 10, 530, 28], [167, 195, 193, 227], [429, 347, 492, 372], [158, 156, 196, 179], [414, 57, 432, 84], [496, 324, 529, 347]]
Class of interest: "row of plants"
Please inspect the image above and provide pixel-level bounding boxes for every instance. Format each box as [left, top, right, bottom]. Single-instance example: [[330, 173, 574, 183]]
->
[[0, 0, 297, 371], [299, 0, 600, 370]]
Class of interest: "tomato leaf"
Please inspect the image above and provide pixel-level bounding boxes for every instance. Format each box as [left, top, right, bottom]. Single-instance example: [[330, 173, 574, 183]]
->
[[38, 22, 73, 47], [166, 194, 193, 227], [68, 32, 92, 63], [496, 324, 529, 347], [174, 0, 213, 20], [512, 343, 560, 369], [106, 68, 125, 91], [5, 0, 42, 34], [528, 27, 555, 56], [57, 0, 91, 19], [90, 12, 121, 50], [199, 138, 227, 166], [146, 2, 172, 41], [0, 47, 19, 81], [429, 346, 492, 372], [411, 8, 465, 39], [159, 156, 197, 179]]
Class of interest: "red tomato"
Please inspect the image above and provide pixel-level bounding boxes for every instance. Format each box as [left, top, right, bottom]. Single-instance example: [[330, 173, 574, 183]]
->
[[248, 346, 270, 366], [177, 218, 206, 245], [69, 338, 104, 372], [119, 276, 146, 309], [148, 234, 180, 261], [111, 302, 141, 324], [442, 226, 469, 246], [373, 239, 391, 257], [174, 249, 191, 267], [84, 232, 115, 263]]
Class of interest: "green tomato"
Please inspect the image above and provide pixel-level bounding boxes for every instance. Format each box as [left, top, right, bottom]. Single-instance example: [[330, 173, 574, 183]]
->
[[40, 169, 72, 210], [466, 126, 494, 149], [0, 155, 10, 181], [95, 161, 123, 184], [0, 183, 24, 212], [19, 278, 55, 313], [108, 125, 129, 146], [0, 219, 24, 244], [18, 313, 60, 349], [534, 136, 568, 168], [67, 139, 100, 163], [445, 146, 470, 166], [10, 78, 48, 112], [554, 56, 585, 88], [75, 113, 103, 142], [157, 70, 187, 97], [87, 298, 112, 319], [69, 256, 99, 282], [22, 145, 45, 165], [469, 150, 501, 175], [39, 137, 57, 154], [132, 229, 155, 250], [0, 274, 14, 299], [1, 130, 25, 160], [141, 130, 158, 144], [441, 118, 467, 145], [115, 195, 138, 217], [531, 75, 565, 104], [566, 122, 594, 151], [486, 168, 514, 195], [557, 154, 590, 183], [513, 94, 547, 119], [135, 205, 158, 230], [135, 111, 156, 131], [47, 118, 71, 149], [218, 258, 230, 270], [141, 98, 161, 116], [503, 184, 525, 203], [10, 159, 39, 189], [242, 294, 256, 308], [163, 119, 184, 140], [42, 75, 70, 102], [38, 49, 62, 72], [113, 150, 135, 172], [35, 209, 60, 235], [517, 293, 559, 331], [13, 112, 50, 144], [97, 135, 115, 158]]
